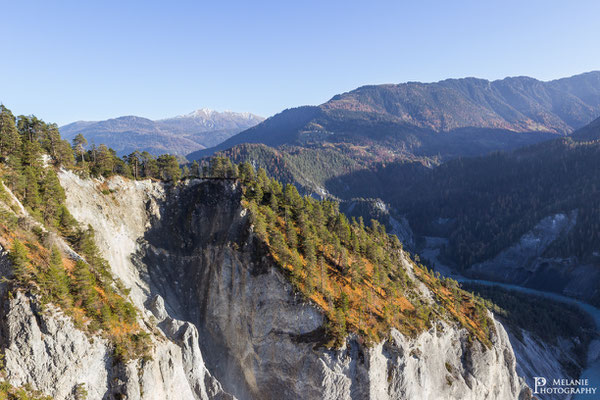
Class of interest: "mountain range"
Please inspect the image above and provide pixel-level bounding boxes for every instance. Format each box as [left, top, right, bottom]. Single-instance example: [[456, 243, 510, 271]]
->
[[191, 71, 600, 194], [195, 71, 600, 158], [2, 72, 600, 399], [339, 116, 600, 307], [177, 72, 600, 309], [60, 109, 264, 156]]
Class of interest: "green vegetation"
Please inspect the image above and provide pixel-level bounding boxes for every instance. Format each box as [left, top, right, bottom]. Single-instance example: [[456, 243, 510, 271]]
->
[[0, 381, 51, 400], [74, 383, 88, 400], [0, 105, 150, 361], [462, 282, 595, 377], [216, 142, 437, 196], [217, 124, 600, 305], [72, 144, 181, 182], [318, 135, 600, 289], [386, 138, 600, 269], [462, 283, 595, 346], [205, 157, 496, 347], [0, 103, 500, 355], [216, 143, 377, 194]]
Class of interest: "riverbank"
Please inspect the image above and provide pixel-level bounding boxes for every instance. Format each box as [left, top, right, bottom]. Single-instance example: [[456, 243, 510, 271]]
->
[[420, 237, 600, 399]]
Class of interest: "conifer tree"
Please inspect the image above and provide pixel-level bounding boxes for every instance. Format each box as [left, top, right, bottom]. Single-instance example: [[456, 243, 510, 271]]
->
[[72, 134, 88, 162], [22, 166, 41, 211], [54, 139, 75, 166], [157, 154, 181, 182], [93, 144, 115, 176], [39, 169, 66, 226], [140, 151, 158, 178], [46, 246, 69, 301], [72, 260, 97, 311], [190, 160, 200, 177], [0, 105, 22, 160], [126, 151, 142, 179], [9, 239, 30, 281]]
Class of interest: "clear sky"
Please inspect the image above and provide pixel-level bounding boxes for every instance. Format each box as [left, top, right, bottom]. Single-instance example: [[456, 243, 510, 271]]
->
[[0, 0, 599, 125]]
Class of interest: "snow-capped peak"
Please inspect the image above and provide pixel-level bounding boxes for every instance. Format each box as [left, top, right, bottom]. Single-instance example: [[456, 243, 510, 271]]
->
[[183, 108, 217, 118], [168, 108, 261, 121]]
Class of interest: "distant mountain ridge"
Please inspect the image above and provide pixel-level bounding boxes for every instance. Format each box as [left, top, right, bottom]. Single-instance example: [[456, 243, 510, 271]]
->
[[331, 115, 600, 306], [324, 72, 600, 133], [192, 71, 600, 160], [572, 115, 600, 141], [60, 109, 264, 156]]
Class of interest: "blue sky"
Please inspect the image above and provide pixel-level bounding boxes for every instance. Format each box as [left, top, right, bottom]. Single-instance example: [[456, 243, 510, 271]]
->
[[0, 0, 599, 125]]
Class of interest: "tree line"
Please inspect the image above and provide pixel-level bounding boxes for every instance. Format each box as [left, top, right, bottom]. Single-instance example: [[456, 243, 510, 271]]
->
[[0, 105, 150, 360], [204, 157, 494, 347], [0, 104, 496, 350]]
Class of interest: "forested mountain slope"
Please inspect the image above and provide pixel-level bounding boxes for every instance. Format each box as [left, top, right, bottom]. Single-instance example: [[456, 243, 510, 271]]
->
[[0, 104, 533, 399], [190, 72, 600, 194], [194, 72, 600, 158], [327, 116, 600, 306]]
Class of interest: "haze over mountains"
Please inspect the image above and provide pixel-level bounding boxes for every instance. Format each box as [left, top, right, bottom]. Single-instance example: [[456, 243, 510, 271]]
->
[[193, 72, 600, 161], [179, 72, 600, 309], [332, 115, 600, 306], [3, 71, 600, 399], [60, 109, 264, 156]]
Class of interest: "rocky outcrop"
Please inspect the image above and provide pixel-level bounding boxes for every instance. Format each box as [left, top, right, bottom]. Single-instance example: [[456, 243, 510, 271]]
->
[[54, 171, 531, 399], [421, 233, 594, 400], [0, 171, 232, 400], [0, 288, 231, 400], [505, 328, 584, 400], [468, 211, 600, 304], [0, 290, 111, 400]]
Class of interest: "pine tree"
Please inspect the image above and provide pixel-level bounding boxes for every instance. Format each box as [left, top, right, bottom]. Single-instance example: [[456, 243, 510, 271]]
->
[[22, 166, 41, 211], [238, 161, 254, 182], [285, 218, 297, 248], [190, 160, 200, 177], [301, 235, 316, 264], [140, 151, 158, 178], [72, 260, 97, 311], [157, 154, 181, 182], [55, 139, 75, 166], [126, 151, 142, 179], [93, 144, 115, 177], [284, 184, 302, 209], [42, 124, 61, 160], [0, 105, 22, 160], [46, 246, 70, 302], [271, 230, 290, 264], [318, 255, 326, 291], [58, 205, 78, 237], [350, 258, 365, 285], [72, 134, 88, 163], [39, 169, 66, 226], [20, 139, 43, 169], [9, 239, 30, 281]]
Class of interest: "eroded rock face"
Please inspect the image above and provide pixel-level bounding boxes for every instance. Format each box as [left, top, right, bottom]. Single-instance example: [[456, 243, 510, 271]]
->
[[47, 171, 532, 399], [0, 290, 230, 400], [468, 211, 600, 304], [506, 328, 583, 400], [0, 172, 232, 400], [0, 291, 111, 400]]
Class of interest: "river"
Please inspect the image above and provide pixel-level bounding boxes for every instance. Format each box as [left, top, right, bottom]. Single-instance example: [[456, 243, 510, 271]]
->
[[458, 278, 600, 399], [422, 238, 600, 399]]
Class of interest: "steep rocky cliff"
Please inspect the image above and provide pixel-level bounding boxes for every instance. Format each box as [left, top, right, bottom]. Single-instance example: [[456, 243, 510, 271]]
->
[[20, 170, 529, 400], [468, 211, 600, 304], [0, 173, 232, 399]]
